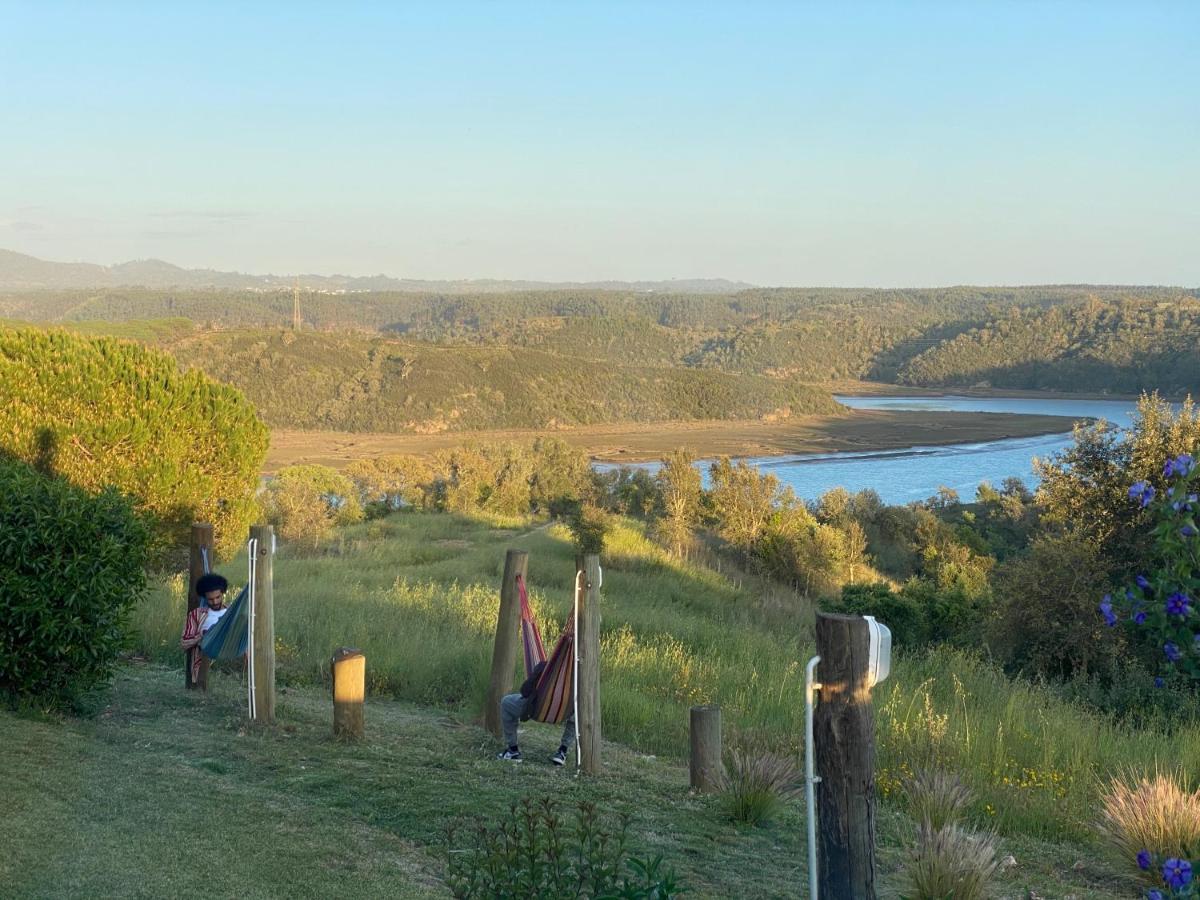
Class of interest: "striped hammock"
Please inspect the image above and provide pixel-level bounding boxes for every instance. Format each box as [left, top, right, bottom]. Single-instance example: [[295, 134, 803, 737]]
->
[[517, 573, 576, 725]]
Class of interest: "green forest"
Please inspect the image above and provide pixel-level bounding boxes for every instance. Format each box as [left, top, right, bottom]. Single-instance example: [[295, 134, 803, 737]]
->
[[2, 284, 1198, 432]]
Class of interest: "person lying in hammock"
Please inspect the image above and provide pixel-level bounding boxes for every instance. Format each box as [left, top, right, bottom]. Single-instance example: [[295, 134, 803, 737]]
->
[[180, 573, 231, 685], [497, 660, 576, 766]]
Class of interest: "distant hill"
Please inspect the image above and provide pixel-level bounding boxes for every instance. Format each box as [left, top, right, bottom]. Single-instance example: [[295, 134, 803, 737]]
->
[[898, 298, 1200, 395], [0, 248, 753, 294], [162, 329, 845, 431]]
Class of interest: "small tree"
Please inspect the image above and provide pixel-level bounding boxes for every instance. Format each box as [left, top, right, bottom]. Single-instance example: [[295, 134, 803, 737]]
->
[[0, 458, 150, 708], [0, 327, 267, 559], [654, 448, 702, 557], [263, 464, 363, 551]]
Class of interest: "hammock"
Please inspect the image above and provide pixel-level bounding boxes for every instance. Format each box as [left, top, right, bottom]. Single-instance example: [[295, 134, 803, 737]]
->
[[517, 573, 576, 725], [199, 585, 249, 661]]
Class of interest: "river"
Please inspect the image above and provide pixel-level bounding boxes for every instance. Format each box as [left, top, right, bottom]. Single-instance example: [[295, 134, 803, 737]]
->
[[606, 396, 1143, 506]]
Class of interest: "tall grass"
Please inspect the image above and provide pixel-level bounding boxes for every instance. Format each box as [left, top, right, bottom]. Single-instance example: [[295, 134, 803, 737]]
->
[[128, 510, 1200, 840]]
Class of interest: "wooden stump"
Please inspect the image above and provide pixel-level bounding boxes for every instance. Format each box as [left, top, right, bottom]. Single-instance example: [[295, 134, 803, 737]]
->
[[814, 612, 876, 899], [485, 550, 529, 738], [186, 523, 214, 691], [332, 648, 365, 739], [577, 554, 602, 775], [689, 704, 722, 792]]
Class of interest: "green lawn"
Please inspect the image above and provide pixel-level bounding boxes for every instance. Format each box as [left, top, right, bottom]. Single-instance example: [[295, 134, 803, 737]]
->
[[1, 665, 1131, 899], [3, 509, 1173, 896]]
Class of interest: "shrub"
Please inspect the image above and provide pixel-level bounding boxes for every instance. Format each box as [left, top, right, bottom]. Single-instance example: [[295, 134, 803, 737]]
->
[[718, 748, 802, 826], [834, 583, 925, 648], [567, 502, 613, 556], [263, 464, 363, 551], [345, 454, 433, 514], [0, 326, 267, 558], [902, 823, 999, 900], [1097, 769, 1200, 894], [0, 457, 150, 708], [446, 799, 685, 899], [903, 769, 972, 832], [990, 532, 1114, 680]]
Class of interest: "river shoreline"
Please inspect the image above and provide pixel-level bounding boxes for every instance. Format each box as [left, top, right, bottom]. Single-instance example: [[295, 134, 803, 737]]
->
[[265, 407, 1078, 471]]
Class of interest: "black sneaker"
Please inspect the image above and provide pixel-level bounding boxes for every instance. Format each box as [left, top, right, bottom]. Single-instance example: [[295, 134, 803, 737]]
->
[[497, 748, 522, 761], [551, 748, 568, 767]]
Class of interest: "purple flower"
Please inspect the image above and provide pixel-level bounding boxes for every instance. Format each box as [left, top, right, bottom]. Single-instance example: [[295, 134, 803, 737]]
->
[[1134, 609, 1148, 625], [1127, 589, 1137, 601], [1154, 676, 1165, 688], [1130, 480, 1156, 508], [1138, 849, 1152, 870], [1148, 891, 1163, 900], [1164, 642, 1183, 663], [1182, 523, 1198, 538], [1166, 592, 1191, 617], [1177, 454, 1195, 475], [1137, 574, 1152, 591], [1165, 459, 1177, 478], [1099, 598, 1118, 627], [1162, 857, 1192, 890]]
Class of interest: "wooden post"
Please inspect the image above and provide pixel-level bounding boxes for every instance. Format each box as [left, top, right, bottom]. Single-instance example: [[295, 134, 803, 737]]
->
[[485, 549, 528, 738], [577, 554, 602, 775], [814, 612, 876, 899], [689, 704, 722, 792], [332, 647, 365, 739], [250, 524, 276, 724], [186, 523, 214, 691]]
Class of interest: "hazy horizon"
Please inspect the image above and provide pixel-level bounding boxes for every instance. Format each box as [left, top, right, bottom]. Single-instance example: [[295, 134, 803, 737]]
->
[[3, 1, 1198, 286]]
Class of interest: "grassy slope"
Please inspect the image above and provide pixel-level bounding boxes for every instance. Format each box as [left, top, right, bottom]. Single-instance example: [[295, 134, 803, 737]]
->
[[99, 509, 1199, 895]]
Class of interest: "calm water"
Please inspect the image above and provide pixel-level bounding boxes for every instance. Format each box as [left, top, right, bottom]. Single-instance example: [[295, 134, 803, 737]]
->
[[606, 396, 1142, 506]]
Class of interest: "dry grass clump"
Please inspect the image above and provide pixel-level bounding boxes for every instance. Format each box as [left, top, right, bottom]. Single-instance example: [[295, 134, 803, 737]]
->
[[902, 768, 971, 832], [903, 822, 1000, 900], [900, 768, 999, 900], [1097, 768, 1200, 886], [719, 749, 802, 826]]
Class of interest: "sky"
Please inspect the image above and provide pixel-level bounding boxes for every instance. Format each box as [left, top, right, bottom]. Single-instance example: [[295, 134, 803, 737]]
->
[[1, 1, 1197, 286]]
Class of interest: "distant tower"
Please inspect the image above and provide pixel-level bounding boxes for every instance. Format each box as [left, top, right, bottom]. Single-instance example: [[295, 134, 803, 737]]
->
[[292, 279, 302, 331]]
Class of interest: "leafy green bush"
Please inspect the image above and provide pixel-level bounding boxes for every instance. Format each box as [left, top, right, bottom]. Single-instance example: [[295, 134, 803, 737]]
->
[[446, 799, 685, 899], [0, 458, 150, 707], [0, 327, 267, 558], [262, 465, 363, 551], [834, 583, 926, 647]]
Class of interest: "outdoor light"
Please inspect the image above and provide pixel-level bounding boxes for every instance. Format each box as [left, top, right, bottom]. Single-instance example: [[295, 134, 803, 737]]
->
[[863, 616, 892, 687]]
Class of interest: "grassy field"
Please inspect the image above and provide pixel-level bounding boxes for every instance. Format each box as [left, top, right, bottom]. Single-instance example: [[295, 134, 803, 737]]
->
[[3, 508, 1186, 896], [264, 408, 1077, 470]]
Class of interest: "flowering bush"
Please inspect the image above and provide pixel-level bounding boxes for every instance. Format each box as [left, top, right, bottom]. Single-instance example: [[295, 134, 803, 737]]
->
[[1101, 453, 1200, 686]]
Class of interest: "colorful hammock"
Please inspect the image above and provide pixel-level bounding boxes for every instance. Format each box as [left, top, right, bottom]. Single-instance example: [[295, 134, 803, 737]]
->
[[517, 573, 576, 725], [199, 585, 249, 661]]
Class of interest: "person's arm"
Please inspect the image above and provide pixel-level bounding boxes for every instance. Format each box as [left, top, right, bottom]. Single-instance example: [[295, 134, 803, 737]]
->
[[180, 609, 206, 650]]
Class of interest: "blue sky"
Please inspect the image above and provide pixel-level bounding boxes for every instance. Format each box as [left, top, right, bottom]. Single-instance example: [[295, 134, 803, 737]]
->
[[2, 1, 1197, 285]]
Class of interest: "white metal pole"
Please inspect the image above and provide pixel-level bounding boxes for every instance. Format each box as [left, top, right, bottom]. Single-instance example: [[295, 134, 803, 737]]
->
[[805, 654, 822, 899], [246, 538, 258, 720], [572, 569, 583, 769]]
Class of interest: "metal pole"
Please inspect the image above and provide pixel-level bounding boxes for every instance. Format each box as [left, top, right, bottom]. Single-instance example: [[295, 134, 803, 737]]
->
[[805, 654, 822, 899]]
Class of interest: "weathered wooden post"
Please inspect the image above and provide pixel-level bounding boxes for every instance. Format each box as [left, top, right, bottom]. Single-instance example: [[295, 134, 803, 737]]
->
[[577, 554, 602, 775], [814, 612, 876, 899], [332, 647, 365, 739], [689, 704, 722, 792], [485, 549, 528, 738], [186, 523, 214, 691], [250, 524, 276, 724]]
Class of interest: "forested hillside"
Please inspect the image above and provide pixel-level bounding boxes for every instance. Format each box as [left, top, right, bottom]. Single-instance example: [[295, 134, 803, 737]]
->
[[898, 298, 1200, 394], [166, 329, 843, 431], [5, 286, 1199, 428]]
